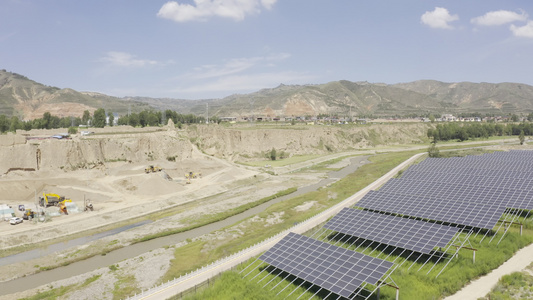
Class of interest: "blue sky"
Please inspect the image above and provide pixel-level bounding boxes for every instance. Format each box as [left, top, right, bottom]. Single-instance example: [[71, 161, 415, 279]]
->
[[1, 1, 533, 99]]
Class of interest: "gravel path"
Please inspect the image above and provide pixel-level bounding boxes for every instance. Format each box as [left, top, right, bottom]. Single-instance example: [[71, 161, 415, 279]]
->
[[445, 243, 533, 300]]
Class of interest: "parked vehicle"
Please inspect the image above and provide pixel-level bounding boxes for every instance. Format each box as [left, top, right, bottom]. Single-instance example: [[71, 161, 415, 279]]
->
[[9, 217, 23, 225]]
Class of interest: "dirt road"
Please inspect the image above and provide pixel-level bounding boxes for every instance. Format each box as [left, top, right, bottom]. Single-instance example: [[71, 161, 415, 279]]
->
[[444, 243, 533, 300]]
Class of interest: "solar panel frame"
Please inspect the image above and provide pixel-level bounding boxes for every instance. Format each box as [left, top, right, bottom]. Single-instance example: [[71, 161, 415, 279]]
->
[[324, 208, 458, 254], [260, 232, 394, 298]]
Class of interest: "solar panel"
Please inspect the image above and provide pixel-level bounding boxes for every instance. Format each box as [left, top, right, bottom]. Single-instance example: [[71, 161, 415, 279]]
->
[[324, 208, 458, 254], [379, 178, 533, 210], [259, 232, 394, 298], [356, 190, 506, 229], [416, 154, 533, 172], [401, 171, 533, 191]]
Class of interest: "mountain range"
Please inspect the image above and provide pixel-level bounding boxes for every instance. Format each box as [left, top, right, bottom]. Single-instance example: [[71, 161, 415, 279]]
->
[[1, 69, 532, 120]]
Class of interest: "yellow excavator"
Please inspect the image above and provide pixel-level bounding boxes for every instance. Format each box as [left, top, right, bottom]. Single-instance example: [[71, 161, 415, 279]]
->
[[39, 193, 72, 208], [22, 208, 36, 220], [145, 165, 162, 173]]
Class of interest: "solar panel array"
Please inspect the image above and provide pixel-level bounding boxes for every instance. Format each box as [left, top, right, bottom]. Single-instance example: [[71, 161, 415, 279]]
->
[[405, 165, 533, 179], [401, 171, 533, 191], [324, 208, 459, 254], [356, 151, 533, 228], [357, 190, 505, 229], [379, 178, 533, 210], [259, 232, 394, 298], [255, 151, 532, 298]]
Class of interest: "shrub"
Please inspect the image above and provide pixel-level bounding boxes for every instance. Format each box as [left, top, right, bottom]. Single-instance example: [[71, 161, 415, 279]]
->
[[68, 126, 78, 135], [270, 148, 276, 161]]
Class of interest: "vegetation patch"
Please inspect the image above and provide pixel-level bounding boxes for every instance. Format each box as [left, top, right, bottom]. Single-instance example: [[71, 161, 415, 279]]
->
[[482, 264, 533, 300], [19, 274, 102, 300], [239, 154, 322, 167], [173, 221, 533, 300], [133, 187, 298, 243]]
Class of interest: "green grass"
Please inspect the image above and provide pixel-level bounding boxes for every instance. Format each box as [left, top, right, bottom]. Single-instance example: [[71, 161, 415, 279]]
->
[[19, 275, 102, 300], [437, 148, 497, 158], [482, 264, 533, 300], [112, 274, 140, 300], [306, 155, 356, 171], [133, 187, 298, 243], [175, 271, 280, 300], [173, 226, 533, 300], [239, 154, 323, 167], [90, 129, 162, 136]]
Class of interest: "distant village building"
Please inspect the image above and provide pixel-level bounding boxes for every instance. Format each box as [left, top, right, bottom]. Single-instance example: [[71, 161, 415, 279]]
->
[[442, 114, 456, 121]]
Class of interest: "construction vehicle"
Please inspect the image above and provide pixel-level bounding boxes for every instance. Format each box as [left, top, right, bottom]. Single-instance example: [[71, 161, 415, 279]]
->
[[22, 208, 36, 220], [59, 200, 69, 215], [145, 165, 162, 173], [84, 202, 93, 211], [39, 193, 72, 207]]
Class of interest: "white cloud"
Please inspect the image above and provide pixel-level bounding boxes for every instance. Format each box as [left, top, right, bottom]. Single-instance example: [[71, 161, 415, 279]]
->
[[101, 52, 159, 67], [510, 20, 533, 38], [421, 7, 459, 29], [261, 0, 277, 10], [471, 10, 528, 26], [186, 53, 290, 79], [157, 0, 277, 22]]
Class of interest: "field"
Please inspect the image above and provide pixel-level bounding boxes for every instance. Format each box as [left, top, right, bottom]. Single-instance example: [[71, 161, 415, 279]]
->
[[0, 123, 531, 300]]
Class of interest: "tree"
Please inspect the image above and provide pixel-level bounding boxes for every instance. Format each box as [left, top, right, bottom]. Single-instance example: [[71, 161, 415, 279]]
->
[[42, 112, 52, 129], [108, 112, 114, 127], [9, 116, 20, 132], [270, 148, 277, 161], [128, 113, 140, 127], [82, 110, 91, 125], [519, 130, 525, 145], [0, 115, 9, 133], [429, 114, 436, 123], [93, 108, 106, 128], [428, 143, 440, 158]]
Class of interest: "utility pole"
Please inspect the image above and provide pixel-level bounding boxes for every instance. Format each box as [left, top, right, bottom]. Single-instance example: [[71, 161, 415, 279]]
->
[[206, 103, 209, 124]]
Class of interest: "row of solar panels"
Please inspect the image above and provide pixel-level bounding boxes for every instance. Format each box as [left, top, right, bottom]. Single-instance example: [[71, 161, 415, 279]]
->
[[257, 151, 532, 298]]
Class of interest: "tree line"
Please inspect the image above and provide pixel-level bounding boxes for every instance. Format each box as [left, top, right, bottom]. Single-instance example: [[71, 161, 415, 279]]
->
[[427, 122, 533, 142], [116, 109, 205, 127], [0, 109, 207, 134]]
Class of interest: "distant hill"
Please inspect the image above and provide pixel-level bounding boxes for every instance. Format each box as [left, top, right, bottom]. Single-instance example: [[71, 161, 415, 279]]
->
[[140, 80, 533, 118], [0, 70, 150, 119], [1, 69, 532, 120]]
